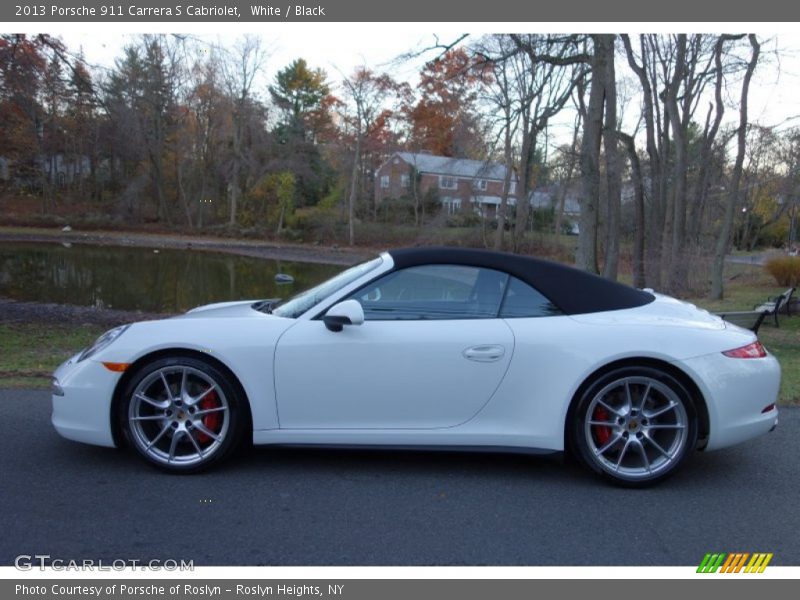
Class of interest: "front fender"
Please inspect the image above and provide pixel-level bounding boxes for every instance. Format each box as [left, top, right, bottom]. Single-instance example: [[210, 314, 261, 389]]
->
[[97, 315, 294, 430]]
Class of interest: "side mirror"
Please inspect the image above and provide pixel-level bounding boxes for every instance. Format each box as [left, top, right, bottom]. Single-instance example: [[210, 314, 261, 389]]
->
[[323, 299, 365, 332]]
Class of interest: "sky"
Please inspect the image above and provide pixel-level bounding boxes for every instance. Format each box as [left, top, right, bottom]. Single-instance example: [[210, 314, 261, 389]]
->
[[58, 30, 431, 90], [52, 28, 800, 153]]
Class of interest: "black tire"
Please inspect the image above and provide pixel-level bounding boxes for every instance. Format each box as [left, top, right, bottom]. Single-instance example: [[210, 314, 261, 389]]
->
[[118, 355, 247, 473], [570, 366, 698, 487]]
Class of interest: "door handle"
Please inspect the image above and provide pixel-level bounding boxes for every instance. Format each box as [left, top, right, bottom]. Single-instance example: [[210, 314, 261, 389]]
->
[[462, 345, 505, 362]]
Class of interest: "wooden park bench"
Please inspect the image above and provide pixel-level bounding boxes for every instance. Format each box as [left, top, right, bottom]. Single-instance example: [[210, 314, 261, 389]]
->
[[754, 287, 795, 328]]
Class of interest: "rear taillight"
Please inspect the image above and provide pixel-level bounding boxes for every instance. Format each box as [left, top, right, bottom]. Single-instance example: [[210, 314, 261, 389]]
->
[[722, 341, 767, 359]]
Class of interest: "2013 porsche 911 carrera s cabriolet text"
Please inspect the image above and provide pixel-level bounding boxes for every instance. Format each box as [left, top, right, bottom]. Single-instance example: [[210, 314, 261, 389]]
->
[[51, 247, 780, 486]]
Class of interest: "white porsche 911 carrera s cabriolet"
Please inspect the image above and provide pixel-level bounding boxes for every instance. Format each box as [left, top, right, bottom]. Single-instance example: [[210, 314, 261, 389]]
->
[[51, 247, 780, 485]]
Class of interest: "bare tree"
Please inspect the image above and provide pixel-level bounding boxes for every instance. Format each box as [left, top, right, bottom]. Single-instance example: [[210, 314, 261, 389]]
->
[[474, 35, 520, 250], [621, 34, 728, 292], [553, 108, 582, 243], [621, 34, 666, 287], [185, 51, 225, 228], [602, 36, 622, 281], [508, 34, 585, 252], [659, 35, 721, 292], [711, 35, 761, 300], [340, 67, 398, 246], [220, 35, 265, 227], [618, 131, 646, 288], [575, 35, 610, 274], [687, 37, 728, 244]]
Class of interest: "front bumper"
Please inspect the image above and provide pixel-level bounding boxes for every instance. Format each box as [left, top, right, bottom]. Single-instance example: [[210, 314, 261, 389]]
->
[[678, 351, 780, 451], [51, 353, 120, 448]]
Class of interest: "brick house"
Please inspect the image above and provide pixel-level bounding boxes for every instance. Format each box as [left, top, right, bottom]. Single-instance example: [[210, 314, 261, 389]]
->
[[374, 152, 518, 218]]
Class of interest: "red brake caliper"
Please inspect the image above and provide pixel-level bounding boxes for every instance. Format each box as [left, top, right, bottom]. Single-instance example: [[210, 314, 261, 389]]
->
[[592, 405, 612, 446], [196, 391, 221, 444]]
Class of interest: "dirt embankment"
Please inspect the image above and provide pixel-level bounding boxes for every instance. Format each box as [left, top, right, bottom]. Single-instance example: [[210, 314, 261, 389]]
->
[[0, 297, 174, 327]]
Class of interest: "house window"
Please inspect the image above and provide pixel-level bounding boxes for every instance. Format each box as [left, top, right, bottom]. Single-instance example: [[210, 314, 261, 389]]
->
[[443, 198, 461, 215], [439, 176, 457, 190], [476, 179, 488, 191], [400, 174, 410, 188], [380, 175, 390, 189]]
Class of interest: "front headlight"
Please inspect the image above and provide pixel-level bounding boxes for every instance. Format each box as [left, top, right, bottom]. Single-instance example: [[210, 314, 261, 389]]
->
[[77, 325, 131, 362]]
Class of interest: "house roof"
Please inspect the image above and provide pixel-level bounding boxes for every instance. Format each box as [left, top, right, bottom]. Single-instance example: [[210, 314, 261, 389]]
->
[[394, 152, 513, 181], [530, 187, 580, 214]]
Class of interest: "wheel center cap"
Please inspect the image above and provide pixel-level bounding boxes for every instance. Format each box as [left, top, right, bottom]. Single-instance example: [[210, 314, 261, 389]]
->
[[628, 420, 638, 430]]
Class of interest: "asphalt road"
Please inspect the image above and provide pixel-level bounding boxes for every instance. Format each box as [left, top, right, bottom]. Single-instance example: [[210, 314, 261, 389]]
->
[[2, 389, 798, 566]]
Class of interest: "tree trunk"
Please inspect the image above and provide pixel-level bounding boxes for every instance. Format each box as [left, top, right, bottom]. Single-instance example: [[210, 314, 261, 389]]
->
[[229, 101, 245, 228], [711, 35, 760, 300], [494, 129, 515, 251], [689, 37, 727, 245], [664, 35, 689, 293], [554, 112, 581, 242], [176, 157, 193, 230], [621, 35, 664, 289], [602, 36, 621, 281], [228, 165, 239, 227], [412, 166, 420, 227], [348, 134, 361, 246], [277, 204, 285, 235], [619, 132, 646, 288], [513, 117, 533, 251], [576, 34, 607, 274]]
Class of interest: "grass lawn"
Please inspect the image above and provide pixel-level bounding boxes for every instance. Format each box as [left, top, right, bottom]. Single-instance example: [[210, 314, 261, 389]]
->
[[687, 263, 799, 405], [1, 262, 796, 404], [0, 323, 105, 389]]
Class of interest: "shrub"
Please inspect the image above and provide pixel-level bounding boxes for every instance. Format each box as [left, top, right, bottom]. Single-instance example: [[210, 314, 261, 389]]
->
[[244, 171, 296, 231], [289, 206, 344, 244], [765, 256, 800, 287]]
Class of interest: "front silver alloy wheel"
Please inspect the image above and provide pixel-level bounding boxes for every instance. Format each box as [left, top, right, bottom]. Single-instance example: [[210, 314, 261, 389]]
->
[[128, 366, 230, 467], [583, 376, 689, 481]]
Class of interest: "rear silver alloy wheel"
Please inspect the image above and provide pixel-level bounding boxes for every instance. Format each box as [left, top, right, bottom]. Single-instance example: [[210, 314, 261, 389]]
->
[[128, 366, 230, 468], [582, 375, 689, 482]]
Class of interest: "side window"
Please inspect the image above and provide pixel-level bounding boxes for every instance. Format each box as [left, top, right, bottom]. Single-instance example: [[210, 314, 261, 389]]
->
[[499, 276, 562, 318], [351, 265, 508, 320]]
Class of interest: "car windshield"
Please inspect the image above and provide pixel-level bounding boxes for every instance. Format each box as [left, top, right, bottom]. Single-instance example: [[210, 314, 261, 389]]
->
[[271, 256, 384, 318]]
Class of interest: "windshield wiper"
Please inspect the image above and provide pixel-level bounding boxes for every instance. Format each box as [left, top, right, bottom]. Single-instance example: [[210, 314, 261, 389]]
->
[[252, 298, 281, 314]]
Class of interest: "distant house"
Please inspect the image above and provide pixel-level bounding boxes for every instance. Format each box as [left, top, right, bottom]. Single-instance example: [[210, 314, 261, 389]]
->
[[374, 152, 518, 218], [0, 153, 93, 185], [42, 154, 92, 185], [529, 183, 581, 217], [529, 180, 639, 235]]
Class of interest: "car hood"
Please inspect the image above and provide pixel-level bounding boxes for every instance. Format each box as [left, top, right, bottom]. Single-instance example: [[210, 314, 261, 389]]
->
[[570, 293, 726, 330], [179, 299, 271, 319]]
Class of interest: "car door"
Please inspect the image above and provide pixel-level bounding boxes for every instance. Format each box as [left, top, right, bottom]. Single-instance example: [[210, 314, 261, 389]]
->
[[274, 264, 515, 429]]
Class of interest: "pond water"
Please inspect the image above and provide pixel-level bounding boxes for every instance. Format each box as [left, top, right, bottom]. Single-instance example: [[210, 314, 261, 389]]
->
[[0, 242, 343, 313]]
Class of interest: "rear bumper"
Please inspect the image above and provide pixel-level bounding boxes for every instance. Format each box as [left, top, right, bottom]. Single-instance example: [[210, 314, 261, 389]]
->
[[51, 353, 119, 448], [678, 352, 780, 451]]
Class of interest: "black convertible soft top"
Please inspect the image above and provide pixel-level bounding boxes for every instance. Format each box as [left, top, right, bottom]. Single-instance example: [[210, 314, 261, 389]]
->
[[388, 247, 654, 315]]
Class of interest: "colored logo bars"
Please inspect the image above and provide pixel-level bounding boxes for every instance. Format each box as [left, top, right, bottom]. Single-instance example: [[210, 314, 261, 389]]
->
[[697, 553, 773, 573]]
